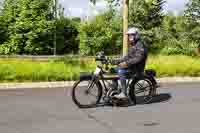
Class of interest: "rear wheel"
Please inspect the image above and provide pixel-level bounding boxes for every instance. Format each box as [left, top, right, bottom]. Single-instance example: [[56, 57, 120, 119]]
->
[[71, 80, 102, 108], [129, 78, 153, 104]]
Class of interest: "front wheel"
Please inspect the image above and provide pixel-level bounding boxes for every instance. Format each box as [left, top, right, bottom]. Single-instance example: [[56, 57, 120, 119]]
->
[[71, 80, 102, 108]]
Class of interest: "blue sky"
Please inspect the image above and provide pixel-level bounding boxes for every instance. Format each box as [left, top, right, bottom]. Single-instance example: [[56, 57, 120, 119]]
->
[[59, 0, 189, 17]]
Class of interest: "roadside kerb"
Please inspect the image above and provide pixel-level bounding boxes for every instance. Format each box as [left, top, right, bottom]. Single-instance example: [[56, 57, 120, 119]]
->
[[0, 77, 200, 90]]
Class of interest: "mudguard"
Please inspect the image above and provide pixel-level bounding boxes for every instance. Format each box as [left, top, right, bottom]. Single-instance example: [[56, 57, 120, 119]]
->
[[79, 72, 93, 81], [145, 69, 156, 77], [130, 69, 157, 88], [145, 69, 158, 87]]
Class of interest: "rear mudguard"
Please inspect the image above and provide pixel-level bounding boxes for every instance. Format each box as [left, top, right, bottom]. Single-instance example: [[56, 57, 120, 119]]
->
[[130, 70, 157, 88], [145, 69, 156, 77], [145, 69, 157, 86]]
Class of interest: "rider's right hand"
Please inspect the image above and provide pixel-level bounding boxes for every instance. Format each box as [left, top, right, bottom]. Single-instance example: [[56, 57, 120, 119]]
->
[[110, 59, 119, 65]]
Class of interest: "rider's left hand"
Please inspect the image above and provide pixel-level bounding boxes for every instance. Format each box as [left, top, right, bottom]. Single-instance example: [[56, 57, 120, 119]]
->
[[119, 62, 128, 67]]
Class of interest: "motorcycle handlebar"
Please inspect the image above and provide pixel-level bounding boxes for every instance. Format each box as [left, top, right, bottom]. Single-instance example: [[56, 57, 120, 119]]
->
[[95, 58, 110, 64]]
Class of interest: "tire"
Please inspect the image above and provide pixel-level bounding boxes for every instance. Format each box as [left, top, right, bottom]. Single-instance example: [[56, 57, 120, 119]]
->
[[129, 77, 154, 104], [71, 80, 103, 108], [147, 76, 157, 96]]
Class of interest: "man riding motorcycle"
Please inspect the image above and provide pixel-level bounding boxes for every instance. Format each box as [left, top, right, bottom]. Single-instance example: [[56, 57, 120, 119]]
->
[[111, 27, 148, 99]]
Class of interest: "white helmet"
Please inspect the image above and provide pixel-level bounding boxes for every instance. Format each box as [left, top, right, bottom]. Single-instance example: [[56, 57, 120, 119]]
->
[[126, 27, 140, 42], [126, 27, 139, 35]]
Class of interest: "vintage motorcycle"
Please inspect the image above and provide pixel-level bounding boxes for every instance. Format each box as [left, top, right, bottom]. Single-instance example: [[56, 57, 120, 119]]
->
[[71, 52, 159, 108]]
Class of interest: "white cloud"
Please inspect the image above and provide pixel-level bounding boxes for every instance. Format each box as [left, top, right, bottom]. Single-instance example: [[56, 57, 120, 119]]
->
[[68, 7, 85, 17], [163, 0, 189, 14], [68, 8, 83, 14], [95, 1, 107, 8]]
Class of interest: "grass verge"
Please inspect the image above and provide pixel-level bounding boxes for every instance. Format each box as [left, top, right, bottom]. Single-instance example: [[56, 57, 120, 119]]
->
[[0, 55, 199, 82]]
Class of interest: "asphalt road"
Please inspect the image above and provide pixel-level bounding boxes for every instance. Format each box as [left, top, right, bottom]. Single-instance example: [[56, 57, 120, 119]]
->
[[0, 83, 200, 133]]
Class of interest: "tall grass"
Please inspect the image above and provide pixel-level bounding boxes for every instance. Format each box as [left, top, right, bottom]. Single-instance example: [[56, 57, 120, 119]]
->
[[146, 55, 200, 77], [0, 58, 95, 82], [0, 55, 200, 82]]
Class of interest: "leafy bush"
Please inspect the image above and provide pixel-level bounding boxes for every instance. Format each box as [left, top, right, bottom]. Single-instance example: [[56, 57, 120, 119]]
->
[[159, 39, 198, 56], [54, 18, 79, 54], [79, 9, 122, 55], [0, 0, 79, 55]]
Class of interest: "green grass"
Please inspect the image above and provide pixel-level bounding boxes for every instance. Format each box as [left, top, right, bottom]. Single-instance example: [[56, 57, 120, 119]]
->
[[0, 55, 200, 82], [146, 55, 200, 77], [0, 58, 95, 82]]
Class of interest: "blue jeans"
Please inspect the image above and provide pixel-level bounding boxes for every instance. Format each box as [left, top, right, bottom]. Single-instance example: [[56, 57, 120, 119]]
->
[[114, 67, 128, 80], [114, 67, 128, 94]]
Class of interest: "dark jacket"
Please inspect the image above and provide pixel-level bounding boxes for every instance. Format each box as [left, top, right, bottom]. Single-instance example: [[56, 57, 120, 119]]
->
[[113, 40, 148, 73]]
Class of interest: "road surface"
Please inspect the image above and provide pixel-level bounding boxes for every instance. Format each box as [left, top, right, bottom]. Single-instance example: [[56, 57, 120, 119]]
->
[[0, 83, 200, 133]]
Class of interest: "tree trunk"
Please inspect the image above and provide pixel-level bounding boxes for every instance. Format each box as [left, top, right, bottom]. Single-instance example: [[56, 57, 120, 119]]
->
[[123, 0, 129, 56], [54, 0, 57, 56]]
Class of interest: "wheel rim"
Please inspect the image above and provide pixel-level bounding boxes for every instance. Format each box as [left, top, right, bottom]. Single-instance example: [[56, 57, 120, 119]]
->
[[134, 79, 152, 103], [74, 81, 100, 106]]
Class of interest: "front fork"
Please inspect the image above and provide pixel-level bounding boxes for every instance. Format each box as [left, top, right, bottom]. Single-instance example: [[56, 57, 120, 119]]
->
[[86, 75, 99, 94]]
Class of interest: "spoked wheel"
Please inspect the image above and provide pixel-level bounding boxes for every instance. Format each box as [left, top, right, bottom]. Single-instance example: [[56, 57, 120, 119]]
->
[[129, 78, 153, 104], [71, 80, 102, 108]]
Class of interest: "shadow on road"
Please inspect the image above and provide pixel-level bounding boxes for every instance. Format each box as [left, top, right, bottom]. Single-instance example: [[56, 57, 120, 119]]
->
[[137, 93, 172, 105], [90, 93, 172, 108]]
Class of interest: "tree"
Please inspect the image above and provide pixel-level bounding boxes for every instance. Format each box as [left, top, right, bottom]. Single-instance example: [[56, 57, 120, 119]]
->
[[79, 9, 122, 55], [90, 0, 97, 5], [0, 17, 7, 45], [55, 17, 79, 54], [184, 0, 200, 44], [0, 0, 79, 55], [0, 0, 56, 54], [129, 0, 165, 30], [184, 0, 200, 25], [90, 0, 129, 55], [128, 0, 164, 47], [122, 0, 129, 56], [0, 0, 64, 55]]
